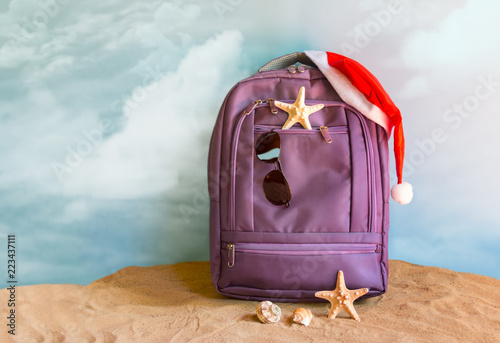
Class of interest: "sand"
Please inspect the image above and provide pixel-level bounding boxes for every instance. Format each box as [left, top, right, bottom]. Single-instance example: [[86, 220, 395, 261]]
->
[[1, 260, 499, 342]]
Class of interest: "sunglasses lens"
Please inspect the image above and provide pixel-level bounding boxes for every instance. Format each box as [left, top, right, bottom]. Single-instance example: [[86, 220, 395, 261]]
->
[[256, 131, 280, 163], [263, 169, 291, 206]]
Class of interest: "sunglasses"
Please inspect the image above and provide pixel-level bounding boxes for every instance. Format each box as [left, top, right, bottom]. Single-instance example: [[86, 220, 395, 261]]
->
[[255, 131, 291, 207]]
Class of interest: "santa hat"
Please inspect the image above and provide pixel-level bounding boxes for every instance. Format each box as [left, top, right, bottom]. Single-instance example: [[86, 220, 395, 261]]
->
[[305, 51, 413, 205]]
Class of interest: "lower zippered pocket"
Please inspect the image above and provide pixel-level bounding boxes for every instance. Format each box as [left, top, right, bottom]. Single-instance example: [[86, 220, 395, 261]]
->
[[219, 242, 383, 294], [226, 242, 379, 267]]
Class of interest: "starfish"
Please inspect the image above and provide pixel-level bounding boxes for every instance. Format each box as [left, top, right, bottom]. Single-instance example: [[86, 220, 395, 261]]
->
[[315, 270, 369, 322], [274, 86, 324, 130]]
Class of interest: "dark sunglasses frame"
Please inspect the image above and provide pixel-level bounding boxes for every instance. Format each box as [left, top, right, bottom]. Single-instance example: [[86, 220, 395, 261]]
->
[[255, 131, 291, 207]]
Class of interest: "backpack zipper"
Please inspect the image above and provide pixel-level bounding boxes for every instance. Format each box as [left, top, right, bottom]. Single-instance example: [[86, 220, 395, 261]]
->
[[254, 124, 348, 133], [227, 243, 235, 267], [254, 124, 347, 144], [226, 242, 380, 268], [229, 100, 376, 232]]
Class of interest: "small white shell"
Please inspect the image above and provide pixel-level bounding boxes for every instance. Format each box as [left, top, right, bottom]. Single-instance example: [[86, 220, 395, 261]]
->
[[293, 308, 313, 326], [256, 301, 281, 324]]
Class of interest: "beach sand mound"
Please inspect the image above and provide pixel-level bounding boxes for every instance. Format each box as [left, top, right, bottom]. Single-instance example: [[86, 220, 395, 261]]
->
[[1, 260, 499, 342]]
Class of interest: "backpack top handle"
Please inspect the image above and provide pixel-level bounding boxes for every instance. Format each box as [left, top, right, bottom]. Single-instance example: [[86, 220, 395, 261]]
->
[[258, 52, 317, 72]]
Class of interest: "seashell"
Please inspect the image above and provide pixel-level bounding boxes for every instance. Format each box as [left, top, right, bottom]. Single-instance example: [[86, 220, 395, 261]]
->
[[293, 308, 313, 326], [256, 301, 281, 324]]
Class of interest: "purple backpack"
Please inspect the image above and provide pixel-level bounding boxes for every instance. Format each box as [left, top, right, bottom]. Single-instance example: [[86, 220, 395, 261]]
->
[[208, 52, 411, 302]]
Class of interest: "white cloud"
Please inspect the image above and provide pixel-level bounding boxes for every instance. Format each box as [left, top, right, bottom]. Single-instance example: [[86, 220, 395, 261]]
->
[[398, 75, 430, 98], [357, 0, 389, 11], [152, 2, 200, 32], [397, 1, 500, 224], [26, 54, 75, 82], [0, 1, 213, 199], [0, 1, 201, 73], [58, 199, 89, 223], [0, 87, 105, 202], [396, 0, 500, 106], [401, 0, 500, 74], [0, 0, 65, 68], [60, 30, 246, 198], [127, 3, 201, 73]]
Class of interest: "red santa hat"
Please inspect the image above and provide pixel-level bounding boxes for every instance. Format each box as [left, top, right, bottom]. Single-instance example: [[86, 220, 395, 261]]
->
[[305, 51, 413, 204]]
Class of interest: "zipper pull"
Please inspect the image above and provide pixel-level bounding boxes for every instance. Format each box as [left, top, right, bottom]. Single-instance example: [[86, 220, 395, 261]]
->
[[266, 98, 278, 114], [243, 99, 262, 116], [320, 126, 332, 143], [227, 243, 235, 267]]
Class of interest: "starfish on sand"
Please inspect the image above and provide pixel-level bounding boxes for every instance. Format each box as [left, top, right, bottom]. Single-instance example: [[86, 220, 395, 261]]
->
[[315, 270, 369, 322], [274, 86, 324, 130]]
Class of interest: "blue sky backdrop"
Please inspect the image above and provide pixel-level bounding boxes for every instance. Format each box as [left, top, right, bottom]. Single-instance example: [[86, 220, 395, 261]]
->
[[0, 0, 499, 287]]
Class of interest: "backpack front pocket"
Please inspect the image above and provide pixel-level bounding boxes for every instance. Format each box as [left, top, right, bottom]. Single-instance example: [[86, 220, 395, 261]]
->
[[252, 125, 351, 233], [218, 241, 383, 301], [230, 100, 373, 234]]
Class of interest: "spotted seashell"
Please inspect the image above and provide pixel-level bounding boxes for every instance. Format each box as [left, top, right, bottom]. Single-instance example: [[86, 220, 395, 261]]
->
[[256, 301, 281, 324], [292, 308, 313, 326]]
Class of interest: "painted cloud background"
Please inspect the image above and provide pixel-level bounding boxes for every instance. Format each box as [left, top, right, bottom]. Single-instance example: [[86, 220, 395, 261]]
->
[[0, 0, 499, 287]]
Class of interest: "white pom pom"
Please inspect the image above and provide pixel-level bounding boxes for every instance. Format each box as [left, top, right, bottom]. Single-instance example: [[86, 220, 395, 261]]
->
[[391, 182, 413, 205]]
